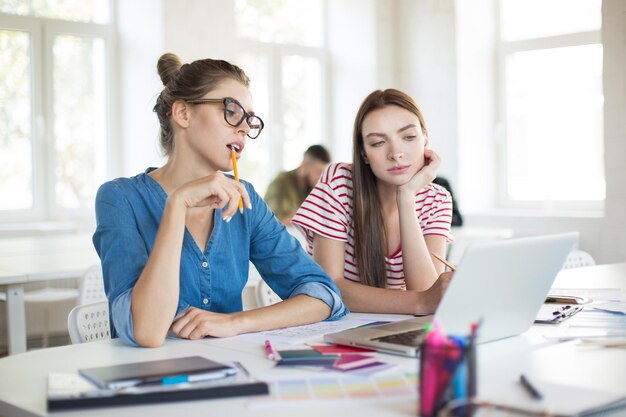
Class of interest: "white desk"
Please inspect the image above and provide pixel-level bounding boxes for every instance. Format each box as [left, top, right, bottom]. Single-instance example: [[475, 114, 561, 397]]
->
[[0, 264, 625, 417], [0, 234, 100, 355]]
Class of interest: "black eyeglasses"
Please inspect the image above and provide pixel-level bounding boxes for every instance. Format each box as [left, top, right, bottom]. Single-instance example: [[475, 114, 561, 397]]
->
[[186, 97, 264, 139]]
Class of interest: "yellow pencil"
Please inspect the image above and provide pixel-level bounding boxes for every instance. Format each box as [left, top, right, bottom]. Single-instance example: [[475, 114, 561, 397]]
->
[[231, 149, 243, 214], [430, 252, 456, 272]]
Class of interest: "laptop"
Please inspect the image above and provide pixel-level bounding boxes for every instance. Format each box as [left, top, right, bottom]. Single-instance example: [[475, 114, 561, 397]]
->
[[324, 232, 578, 357]]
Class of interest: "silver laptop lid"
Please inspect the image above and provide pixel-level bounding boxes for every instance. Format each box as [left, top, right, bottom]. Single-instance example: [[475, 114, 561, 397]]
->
[[434, 232, 578, 343]]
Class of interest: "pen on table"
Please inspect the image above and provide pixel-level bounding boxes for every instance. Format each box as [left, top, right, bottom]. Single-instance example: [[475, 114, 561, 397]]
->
[[230, 147, 244, 215], [430, 252, 456, 272], [519, 374, 543, 400], [264, 340, 281, 361]]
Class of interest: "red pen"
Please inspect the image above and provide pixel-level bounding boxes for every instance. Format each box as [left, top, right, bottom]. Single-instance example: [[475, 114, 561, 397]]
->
[[264, 340, 281, 361]]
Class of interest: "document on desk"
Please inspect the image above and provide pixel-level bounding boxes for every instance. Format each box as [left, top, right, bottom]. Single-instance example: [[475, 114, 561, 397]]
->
[[549, 288, 623, 302], [588, 301, 626, 315], [482, 379, 626, 416], [233, 315, 400, 345], [540, 288, 626, 340]]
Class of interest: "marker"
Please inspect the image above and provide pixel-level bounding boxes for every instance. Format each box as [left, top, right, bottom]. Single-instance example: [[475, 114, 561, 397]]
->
[[519, 374, 543, 400], [264, 340, 281, 361]]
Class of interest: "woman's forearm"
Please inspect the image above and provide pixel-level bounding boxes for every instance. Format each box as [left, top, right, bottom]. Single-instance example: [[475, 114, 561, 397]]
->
[[232, 295, 331, 333], [334, 277, 425, 313], [131, 196, 186, 347], [397, 189, 439, 291]]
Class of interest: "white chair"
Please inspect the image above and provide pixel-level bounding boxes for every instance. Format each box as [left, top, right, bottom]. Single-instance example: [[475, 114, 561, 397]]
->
[[0, 282, 78, 348], [67, 301, 110, 344], [562, 250, 596, 269], [255, 280, 282, 307], [78, 265, 106, 305]]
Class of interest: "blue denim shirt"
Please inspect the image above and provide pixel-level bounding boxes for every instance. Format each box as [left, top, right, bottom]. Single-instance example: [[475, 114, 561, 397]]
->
[[93, 170, 347, 346]]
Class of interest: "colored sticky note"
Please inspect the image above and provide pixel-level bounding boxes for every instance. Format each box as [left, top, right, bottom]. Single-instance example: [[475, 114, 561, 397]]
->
[[332, 354, 379, 371]]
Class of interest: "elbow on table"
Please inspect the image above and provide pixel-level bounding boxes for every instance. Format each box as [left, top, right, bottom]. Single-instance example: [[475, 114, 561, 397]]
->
[[133, 327, 166, 348]]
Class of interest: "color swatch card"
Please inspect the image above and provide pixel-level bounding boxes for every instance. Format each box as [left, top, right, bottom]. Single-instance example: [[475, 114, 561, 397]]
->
[[248, 372, 417, 409]]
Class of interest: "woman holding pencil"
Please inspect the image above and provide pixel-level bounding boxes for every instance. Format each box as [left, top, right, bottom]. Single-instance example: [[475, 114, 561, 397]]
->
[[292, 89, 453, 314], [93, 53, 346, 348]]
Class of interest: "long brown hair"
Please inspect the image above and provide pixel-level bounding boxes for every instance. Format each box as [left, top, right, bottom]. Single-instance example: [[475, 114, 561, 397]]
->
[[352, 89, 428, 288], [152, 53, 250, 156]]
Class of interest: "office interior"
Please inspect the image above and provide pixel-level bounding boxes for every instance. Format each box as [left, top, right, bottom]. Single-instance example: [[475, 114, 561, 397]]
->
[[0, 0, 624, 356]]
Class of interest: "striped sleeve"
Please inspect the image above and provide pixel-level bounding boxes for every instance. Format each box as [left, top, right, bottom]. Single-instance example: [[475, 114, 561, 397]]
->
[[292, 163, 350, 243], [418, 183, 454, 242]]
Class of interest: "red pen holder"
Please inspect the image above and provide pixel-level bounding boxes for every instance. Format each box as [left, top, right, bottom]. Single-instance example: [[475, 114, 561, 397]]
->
[[419, 338, 476, 417]]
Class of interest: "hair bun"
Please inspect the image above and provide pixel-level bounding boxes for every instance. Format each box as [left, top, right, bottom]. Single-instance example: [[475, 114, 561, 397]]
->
[[157, 53, 182, 86]]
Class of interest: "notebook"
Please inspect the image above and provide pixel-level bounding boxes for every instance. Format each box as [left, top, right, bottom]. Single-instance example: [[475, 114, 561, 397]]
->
[[49, 362, 268, 411], [79, 356, 236, 389], [324, 232, 578, 357]]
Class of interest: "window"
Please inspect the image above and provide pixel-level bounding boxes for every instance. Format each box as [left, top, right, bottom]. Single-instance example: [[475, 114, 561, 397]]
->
[[233, 0, 327, 195], [0, 1, 113, 222], [498, 0, 604, 207]]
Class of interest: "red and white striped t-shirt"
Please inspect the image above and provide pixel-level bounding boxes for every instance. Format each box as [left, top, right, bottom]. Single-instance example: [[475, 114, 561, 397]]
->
[[292, 163, 453, 290]]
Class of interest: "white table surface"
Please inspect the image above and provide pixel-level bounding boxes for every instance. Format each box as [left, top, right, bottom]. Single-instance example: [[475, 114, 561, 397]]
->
[[0, 264, 625, 417], [0, 233, 100, 355]]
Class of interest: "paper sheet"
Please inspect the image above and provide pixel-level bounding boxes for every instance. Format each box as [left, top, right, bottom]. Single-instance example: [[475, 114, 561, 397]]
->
[[232, 314, 412, 345], [549, 288, 624, 302], [481, 378, 626, 416], [588, 301, 626, 315], [232, 317, 375, 345]]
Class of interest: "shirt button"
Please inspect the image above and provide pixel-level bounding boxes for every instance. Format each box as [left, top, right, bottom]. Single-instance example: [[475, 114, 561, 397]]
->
[[202, 298, 209, 305], [201, 261, 208, 268]]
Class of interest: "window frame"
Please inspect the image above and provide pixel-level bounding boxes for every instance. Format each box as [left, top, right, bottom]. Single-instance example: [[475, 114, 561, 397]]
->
[[0, 8, 117, 223], [496, 6, 604, 211], [231, 0, 330, 195]]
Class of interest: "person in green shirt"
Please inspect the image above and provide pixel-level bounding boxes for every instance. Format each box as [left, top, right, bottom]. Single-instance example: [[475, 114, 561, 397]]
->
[[264, 145, 331, 224]]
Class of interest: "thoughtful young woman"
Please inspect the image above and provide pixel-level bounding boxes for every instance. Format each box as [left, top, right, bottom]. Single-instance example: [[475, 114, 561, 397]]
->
[[292, 89, 453, 315], [93, 53, 346, 347]]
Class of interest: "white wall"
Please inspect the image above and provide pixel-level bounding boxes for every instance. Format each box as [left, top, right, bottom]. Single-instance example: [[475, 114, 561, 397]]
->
[[455, 0, 497, 210], [396, 0, 459, 186], [327, 0, 385, 163], [116, 0, 166, 176], [163, 0, 236, 63]]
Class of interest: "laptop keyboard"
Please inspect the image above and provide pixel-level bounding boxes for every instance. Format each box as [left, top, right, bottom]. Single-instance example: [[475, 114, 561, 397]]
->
[[372, 329, 426, 347]]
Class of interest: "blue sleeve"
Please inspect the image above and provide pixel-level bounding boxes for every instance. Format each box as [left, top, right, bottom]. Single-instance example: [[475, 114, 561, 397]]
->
[[111, 288, 139, 347], [92, 181, 146, 346], [246, 182, 348, 321]]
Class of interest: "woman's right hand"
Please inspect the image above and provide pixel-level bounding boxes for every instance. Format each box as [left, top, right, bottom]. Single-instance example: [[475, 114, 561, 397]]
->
[[416, 271, 453, 315], [171, 172, 251, 220]]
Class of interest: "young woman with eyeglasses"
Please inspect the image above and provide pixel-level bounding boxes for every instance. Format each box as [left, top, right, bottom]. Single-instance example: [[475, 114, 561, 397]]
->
[[93, 53, 346, 347], [292, 89, 453, 315]]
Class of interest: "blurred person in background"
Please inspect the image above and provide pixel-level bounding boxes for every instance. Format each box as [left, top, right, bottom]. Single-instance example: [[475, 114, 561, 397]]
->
[[264, 144, 331, 224]]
